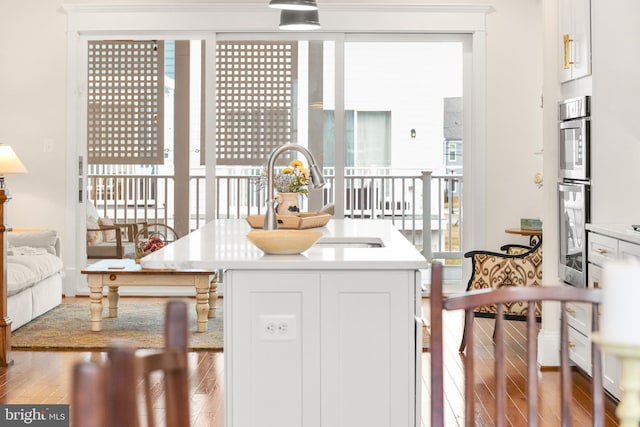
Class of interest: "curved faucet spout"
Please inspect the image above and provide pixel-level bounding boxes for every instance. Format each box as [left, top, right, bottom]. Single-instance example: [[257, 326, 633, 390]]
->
[[264, 143, 326, 230]]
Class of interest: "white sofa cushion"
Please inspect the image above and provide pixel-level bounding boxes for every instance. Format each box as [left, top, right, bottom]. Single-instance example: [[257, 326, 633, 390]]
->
[[9, 253, 63, 281], [7, 253, 64, 296], [87, 217, 103, 245], [7, 262, 38, 297], [8, 230, 59, 255]]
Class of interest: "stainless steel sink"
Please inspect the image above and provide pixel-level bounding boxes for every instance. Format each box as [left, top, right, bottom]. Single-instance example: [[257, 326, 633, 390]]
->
[[315, 237, 385, 248]]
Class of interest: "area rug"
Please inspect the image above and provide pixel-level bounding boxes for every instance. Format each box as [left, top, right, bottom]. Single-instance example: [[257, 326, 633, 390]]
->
[[11, 298, 223, 352], [12, 298, 430, 352]]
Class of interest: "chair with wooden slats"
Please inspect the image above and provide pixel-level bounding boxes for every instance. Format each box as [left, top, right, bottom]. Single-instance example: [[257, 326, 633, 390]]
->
[[429, 261, 605, 427], [72, 299, 190, 427]]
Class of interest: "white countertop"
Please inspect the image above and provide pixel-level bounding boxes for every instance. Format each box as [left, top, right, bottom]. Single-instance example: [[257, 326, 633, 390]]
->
[[586, 223, 640, 245], [139, 218, 429, 271]]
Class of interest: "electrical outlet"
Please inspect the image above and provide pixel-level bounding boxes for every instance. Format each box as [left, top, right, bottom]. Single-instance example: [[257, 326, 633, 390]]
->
[[259, 315, 296, 341]]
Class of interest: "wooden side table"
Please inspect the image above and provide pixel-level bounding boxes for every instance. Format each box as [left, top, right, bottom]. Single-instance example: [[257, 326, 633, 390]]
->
[[505, 228, 542, 246], [81, 259, 218, 333]]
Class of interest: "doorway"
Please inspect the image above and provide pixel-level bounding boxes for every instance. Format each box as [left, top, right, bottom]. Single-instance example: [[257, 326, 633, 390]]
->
[[65, 4, 488, 296]]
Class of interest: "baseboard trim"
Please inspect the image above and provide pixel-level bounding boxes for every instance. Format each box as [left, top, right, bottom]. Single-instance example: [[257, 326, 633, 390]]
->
[[538, 329, 561, 367]]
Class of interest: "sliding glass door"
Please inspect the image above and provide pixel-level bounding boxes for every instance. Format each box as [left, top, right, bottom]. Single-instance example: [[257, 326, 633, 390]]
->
[[84, 34, 466, 258]]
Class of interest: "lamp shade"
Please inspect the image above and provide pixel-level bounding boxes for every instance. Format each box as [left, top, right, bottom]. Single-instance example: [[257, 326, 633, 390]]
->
[[279, 9, 320, 30], [0, 145, 27, 176], [269, 0, 318, 11]]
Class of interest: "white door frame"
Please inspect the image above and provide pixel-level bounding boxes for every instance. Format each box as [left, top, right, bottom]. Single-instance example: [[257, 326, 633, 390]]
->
[[63, 3, 491, 295]]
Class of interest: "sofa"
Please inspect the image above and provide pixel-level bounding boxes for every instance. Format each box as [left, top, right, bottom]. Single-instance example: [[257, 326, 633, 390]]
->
[[6, 230, 63, 331]]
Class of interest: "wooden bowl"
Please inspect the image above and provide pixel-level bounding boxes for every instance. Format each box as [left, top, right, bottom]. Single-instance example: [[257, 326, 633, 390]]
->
[[246, 229, 322, 255], [245, 213, 331, 229]]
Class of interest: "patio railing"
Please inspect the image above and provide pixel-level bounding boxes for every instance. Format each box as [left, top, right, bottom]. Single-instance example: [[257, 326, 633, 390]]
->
[[87, 171, 462, 262]]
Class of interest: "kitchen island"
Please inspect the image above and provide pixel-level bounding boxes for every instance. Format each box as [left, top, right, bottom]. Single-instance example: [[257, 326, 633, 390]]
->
[[140, 218, 429, 427]]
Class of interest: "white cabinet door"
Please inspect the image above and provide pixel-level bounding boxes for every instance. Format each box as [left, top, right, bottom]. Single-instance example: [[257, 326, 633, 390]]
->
[[602, 345, 623, 400], [619, 240, 640, 262], [568, 325, 591, 372], [559, 0, 591, 82], [586, 233, 628, 400], [320, 270, 418, 427], [566, 280, 592, 372], [588, 264, 622, 399], [226, 270, 322, 427], [588, 265, 617, 398]]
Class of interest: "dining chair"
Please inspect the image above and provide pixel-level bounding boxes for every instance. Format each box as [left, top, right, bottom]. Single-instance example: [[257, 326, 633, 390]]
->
[[72, 299, 190, 427], [460, 237, 543, 351], [429, 261, 605, 427]]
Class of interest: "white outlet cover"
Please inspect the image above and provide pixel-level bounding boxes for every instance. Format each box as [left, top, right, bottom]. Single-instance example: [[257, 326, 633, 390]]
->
[[43, 138, 54, 153], [259, 314, 297, 341]]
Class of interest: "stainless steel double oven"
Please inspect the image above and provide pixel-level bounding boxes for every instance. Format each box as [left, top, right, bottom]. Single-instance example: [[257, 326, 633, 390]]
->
[[558, 96, 590, 288]]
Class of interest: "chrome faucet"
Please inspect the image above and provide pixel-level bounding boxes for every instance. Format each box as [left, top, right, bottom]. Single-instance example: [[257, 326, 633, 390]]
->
[[264, 143, 326, 230]]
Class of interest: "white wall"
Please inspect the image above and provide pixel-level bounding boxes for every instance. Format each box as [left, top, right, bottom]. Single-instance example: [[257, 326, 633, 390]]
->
[[0, 0, 544, 290], [0, 3, 68, 233], [484, 0, 544, 248]]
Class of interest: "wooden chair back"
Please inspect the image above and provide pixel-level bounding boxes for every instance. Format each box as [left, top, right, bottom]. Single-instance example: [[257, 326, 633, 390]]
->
[[72, 362, 108, 427], [429, 261, 605, 427], [72, 300, 190, 427]]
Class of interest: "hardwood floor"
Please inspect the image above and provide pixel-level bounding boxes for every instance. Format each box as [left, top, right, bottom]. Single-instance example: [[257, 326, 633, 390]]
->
[[424, 305, 620, 427], [0, 297, 619, 426]]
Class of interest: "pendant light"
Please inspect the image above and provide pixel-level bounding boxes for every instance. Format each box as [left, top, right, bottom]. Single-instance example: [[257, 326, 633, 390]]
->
[[279, 9, 320, 30], [269, 0, 318, 11]]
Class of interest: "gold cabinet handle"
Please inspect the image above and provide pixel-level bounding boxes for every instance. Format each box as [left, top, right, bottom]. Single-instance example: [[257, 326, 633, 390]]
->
[[593, 280, 601, 289], [597, 248, 608, 255], [568, 342, 576, 349], [567, 307, 575, 315], [563, 34, 574, 69]]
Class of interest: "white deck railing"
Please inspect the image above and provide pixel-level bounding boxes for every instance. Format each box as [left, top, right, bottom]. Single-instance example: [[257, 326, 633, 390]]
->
[[87, 171, 462, 261]]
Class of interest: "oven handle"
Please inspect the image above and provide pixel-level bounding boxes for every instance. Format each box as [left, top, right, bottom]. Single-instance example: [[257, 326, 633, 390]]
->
[[560, 117, 589, 130]]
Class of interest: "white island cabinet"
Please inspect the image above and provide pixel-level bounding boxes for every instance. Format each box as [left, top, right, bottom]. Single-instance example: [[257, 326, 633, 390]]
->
[[140, 219, 429, 427]]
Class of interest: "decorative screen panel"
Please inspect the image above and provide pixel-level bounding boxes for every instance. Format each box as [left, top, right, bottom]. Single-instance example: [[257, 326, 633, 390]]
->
[[87, 40, 164, 165], [216, 41, 298, 165]]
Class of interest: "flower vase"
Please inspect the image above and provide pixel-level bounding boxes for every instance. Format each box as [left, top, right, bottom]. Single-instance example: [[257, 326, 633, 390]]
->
[[275, 192, 300, 216]]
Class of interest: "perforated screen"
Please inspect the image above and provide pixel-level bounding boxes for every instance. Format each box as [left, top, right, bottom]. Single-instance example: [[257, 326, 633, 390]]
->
[[87, 40, 164, 165], [215, 41, 298, 165]]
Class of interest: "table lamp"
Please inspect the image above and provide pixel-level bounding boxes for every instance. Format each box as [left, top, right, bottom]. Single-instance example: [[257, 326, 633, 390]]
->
[[0, 144, 27, 188], [0, 143, 27, 367]]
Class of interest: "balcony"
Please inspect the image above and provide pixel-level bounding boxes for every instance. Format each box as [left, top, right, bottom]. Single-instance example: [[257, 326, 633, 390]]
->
[[87, 169, 463, 269]]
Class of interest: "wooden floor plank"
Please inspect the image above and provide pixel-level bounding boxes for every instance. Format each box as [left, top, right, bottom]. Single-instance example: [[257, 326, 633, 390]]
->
[[0, 297, 619, 426]]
